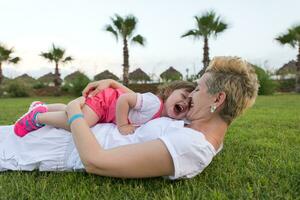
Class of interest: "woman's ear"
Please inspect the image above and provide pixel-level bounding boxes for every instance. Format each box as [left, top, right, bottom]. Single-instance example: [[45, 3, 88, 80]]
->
[[214, 92, 226, 107]]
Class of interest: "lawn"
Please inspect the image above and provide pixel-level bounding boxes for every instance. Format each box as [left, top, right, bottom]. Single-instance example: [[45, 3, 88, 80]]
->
[[0, 94, 299, 199]]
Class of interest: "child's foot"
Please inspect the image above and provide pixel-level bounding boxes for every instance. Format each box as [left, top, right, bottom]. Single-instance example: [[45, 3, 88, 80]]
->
[[29, 101, 46, 111], [14, 105, 48, 137]]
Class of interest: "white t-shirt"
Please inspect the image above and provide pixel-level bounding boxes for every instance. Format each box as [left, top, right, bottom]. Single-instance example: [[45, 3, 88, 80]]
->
[[128, 92, 162, 125], [159, 125, 218, 179], [0, 118, 221, 179]]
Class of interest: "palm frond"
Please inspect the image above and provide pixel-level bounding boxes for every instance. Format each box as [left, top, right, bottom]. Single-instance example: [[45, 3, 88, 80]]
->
[[276, 24, 300, 48], [276, 28, 298, 48], [181, 30, 198, 38], [62, 56, 73, 63], [0, 44, 20, 64], [9, 57, 20, 64], [105, 25, 118, 41], [40, 52, 54, 61], [41, 44, 72, 66], [0, 49, 11, 62], [111, 14, 123, 32], [290, 25, 300, 42], [132, 34, 145, 46], [0, 45, 14, 61], [214, 22, 228, 34], [124, 15, 137, 38], [197, 12, 215, 35], [193, 10, 228, 38], [51, 44, 65, 61]]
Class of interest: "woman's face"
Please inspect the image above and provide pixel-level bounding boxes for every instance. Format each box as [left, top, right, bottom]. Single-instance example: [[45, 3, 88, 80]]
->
[[186, 73, 215, 121]]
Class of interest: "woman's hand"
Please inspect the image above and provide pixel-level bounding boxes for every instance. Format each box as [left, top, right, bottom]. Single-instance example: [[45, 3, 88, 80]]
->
[[82, 79, 114, 97]]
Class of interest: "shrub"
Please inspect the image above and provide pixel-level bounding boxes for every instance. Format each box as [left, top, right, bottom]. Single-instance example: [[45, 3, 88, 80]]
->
[[276, 78, 295, 92], [32, 82, 46, 89], [61, 84, 70, 92], [253, 65, 277, 95], [7, 83, 29, 97], [67, 74, 90, 96]]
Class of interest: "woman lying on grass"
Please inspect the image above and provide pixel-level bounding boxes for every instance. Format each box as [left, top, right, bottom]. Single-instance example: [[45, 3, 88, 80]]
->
[[0, 56, 259, 179]]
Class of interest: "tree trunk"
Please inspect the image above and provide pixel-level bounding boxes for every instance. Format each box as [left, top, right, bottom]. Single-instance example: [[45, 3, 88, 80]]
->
[[54, 62, 61, 87], [295, 43, 300, 93], [123, 38, 129, 86], [0, 62, 2, 85], [201, 36, 210, 77]]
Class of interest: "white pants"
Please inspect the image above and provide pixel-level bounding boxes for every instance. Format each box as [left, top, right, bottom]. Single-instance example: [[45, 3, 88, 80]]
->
[[0, 125, 84, 171]]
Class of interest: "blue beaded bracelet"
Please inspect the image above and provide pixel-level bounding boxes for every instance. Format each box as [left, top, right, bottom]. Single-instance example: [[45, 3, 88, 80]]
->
[[68, 113, 84, 125]]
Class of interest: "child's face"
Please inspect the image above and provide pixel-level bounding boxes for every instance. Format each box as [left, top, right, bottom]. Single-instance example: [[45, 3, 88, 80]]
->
[[163, 88, 191, 119]]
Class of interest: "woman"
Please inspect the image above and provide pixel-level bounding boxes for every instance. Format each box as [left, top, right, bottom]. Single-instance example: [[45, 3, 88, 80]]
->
[[0, 56, 259, 179]]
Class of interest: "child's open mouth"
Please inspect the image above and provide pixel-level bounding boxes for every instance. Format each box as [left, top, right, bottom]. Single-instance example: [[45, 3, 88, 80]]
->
[[174, 104, 186, 114]]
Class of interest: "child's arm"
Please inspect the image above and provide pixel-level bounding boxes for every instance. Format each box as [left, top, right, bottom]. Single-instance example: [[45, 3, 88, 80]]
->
[[116, 93, 138, 135]]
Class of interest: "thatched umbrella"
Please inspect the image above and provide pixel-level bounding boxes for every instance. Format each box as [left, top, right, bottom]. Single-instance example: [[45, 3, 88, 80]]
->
[[14, 74, 36, 85], [94, 70, 119, 81], [129, 68, 151, 83], [276, 60, 297, 76], [160, 67, 183, 82], [63, 71, 90, 88], [64, 71, 88, 82], [38, 72, 62, 86]]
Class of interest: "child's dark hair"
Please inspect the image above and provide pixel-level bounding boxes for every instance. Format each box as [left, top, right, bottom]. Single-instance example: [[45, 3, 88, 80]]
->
[[156, 80, 196, 102]]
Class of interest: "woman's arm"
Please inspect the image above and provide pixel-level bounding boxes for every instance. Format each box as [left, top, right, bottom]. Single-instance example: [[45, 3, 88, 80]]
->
[[116, 93, 138, 134], [66, 98, 174, 178], [82, 79, 134, 97]]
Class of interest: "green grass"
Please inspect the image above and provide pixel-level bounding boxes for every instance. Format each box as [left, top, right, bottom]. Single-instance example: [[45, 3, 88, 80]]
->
[[0, 94, 299, 199]]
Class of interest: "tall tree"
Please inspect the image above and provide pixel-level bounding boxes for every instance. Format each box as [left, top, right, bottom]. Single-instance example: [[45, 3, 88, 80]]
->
[[276, 24, 300, 93], [104, 14, 146, 86], [0, 44, 20, 84], [40, 44, 73, 87], [181, 10, 228, 76]]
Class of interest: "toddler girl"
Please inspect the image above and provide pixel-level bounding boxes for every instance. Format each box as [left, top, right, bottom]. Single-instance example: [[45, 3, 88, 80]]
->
[[14, 79, 195, 136]]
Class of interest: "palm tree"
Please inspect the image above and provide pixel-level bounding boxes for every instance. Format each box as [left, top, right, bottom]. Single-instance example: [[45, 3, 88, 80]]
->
[[104, 14, 146, 86], [181, 10, 228, 76], [40, 44, 73, 87], [276, 24, 300, 93], [0, 44, 20, 84]]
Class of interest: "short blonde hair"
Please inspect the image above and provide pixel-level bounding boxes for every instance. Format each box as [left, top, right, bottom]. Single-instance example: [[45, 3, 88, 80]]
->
[[205, 56, 259, 125]]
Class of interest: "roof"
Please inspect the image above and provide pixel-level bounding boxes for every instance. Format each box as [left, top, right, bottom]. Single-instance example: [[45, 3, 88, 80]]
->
[[129, 68, 150, 81], [160, 66, 183, 80], [64, 71, 87, 82], [14, 74, 36, 82], [277, 60, 298, 75], [94, 70, 119, 81], [38, 72, 62, 83]]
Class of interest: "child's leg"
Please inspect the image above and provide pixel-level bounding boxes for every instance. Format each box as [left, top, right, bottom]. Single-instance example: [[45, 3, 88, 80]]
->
[[37, 111, 70, 130], [29, 101, 66, 112], [47, 103, 67, 112], [37, 105, 100, 131]]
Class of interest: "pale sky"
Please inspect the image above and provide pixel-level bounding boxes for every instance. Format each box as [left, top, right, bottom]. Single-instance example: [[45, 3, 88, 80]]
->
[[1, 0, 299, 79]]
